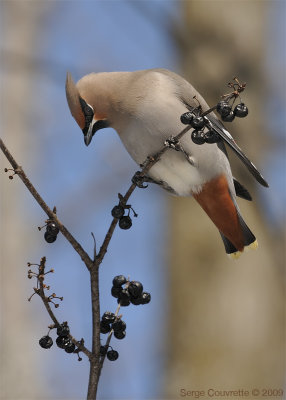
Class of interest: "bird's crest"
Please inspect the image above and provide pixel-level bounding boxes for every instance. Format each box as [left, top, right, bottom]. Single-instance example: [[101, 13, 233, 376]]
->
[[65, 72, 85, 130]]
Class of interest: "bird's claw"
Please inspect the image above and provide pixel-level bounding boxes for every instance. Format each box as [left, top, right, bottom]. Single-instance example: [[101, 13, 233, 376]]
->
[[132, 171, 149, 188], [164, 136, 181, 151]]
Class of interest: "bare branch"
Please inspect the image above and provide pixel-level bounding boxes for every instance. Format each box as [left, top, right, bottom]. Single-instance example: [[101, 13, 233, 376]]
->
[[1, 124, 192, 400], [0, 138, 93, 270], [87, 266, 101, 399]]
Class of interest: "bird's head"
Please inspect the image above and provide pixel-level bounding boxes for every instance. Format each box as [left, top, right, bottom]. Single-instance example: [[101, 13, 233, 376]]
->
[[65, 72, 110, 146]]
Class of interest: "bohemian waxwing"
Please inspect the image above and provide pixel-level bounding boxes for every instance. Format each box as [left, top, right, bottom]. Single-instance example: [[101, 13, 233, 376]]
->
[[65, 68, 268, 258]]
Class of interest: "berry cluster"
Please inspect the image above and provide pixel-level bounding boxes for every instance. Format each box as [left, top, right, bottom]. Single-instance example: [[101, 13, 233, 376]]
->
[[44, 221, 59, 243], [100, 275, 151, 362], [111, 196, 138, 230], [216, 100, 248, 121], [39, 322, 79, 356], [100, 312, 126, 340], [38, 218, 60, 243], [111, 205, 132, 229], [180, 110, 221, 145], [111, 275, 151, 306], [55, 322, 76, 353], [180, 77, 248, 146]]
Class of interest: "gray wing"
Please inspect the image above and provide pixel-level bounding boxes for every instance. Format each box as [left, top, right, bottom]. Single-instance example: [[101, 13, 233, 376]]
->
[[158, 69, 269, 188], [206, 114, 269, 187]]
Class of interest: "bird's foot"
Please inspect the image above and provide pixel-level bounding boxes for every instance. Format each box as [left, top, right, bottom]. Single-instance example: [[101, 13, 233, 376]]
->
[[164, 136, 181, 151], [131, 171, 149, 188], [165, 136, 195, 166]]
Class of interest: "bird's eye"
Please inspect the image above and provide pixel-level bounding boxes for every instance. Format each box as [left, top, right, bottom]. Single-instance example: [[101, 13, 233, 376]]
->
[[84, 105, 93, 117]]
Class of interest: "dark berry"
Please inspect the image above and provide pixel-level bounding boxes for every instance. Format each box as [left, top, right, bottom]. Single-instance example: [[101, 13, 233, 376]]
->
[[46, 222, 59, 235], [128, 281, 143, 298], [102, 311, 116, 324], [111, 205, 124, 219], [119, 216, 132, 230], [56, 335, 70, 349], [118, 288, 131, 306], [57, 323, 70, 337], [130, 296, 142, 305], [190, 116, 206, 129], [112, 275, 127, 288], [180, 112, 194, 125], [233, 103, 248, 117], [100, 321, 111, 334], [114, 330, 126, 340], [204, 129, 220, 144], [141, 292, 151, 304], [111, 286, 122, 298], [107, 349, 119, 361], [191, 130, 205, 145], [216, 100, 232, 117], [39, 335, 53, 349], [112, 318, 126, 332], [44, 232, 57, 243], [65, 342, 76, 353], [222, 110, 235, 122], [118, 297, 130, 307], [100, 345, 107, 356]]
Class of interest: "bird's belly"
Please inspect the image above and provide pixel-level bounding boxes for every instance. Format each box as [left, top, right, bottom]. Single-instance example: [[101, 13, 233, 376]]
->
[[147, 151, 204, 196]]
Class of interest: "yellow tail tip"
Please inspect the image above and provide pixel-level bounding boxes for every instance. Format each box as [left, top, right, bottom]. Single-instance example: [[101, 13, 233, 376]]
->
[[228, 240, 258, 259], [247, 239, 258, 251], [228, 251, 242, 260]]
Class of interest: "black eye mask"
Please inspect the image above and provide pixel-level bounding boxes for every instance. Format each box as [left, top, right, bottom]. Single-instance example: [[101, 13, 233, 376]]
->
[[79, 97, 94, 135], [79, 96, 110, 137]]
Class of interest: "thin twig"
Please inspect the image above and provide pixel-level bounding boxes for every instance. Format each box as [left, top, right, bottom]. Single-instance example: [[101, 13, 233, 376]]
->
[[0, 138, 93, 270], [36, 257, 92, 359], [96, 125, 192, 265]]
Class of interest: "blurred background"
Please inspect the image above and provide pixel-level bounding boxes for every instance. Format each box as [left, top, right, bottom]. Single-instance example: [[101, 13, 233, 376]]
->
[[0, 1, 285, 399]]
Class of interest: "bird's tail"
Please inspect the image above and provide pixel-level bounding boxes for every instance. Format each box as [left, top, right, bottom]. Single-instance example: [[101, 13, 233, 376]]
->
[[220, 210, 258, 259], [193, 174, 258, 259]]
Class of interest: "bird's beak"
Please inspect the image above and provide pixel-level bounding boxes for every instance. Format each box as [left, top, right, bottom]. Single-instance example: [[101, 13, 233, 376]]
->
[[83, 119, 110, 146], [84, 121, 94, 146]]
